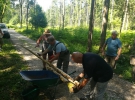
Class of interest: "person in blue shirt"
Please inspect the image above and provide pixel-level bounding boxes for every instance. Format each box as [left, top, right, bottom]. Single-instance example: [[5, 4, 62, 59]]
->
[[102, 30, 122, 69], [38, 35, 70, 73]]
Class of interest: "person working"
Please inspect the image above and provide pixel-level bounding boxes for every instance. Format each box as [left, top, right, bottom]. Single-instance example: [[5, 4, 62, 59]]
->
[[35, 29, 53, 70], [38, 35, 70, 73], [102, 30, 122, 69], [71, 52, 113, 100]]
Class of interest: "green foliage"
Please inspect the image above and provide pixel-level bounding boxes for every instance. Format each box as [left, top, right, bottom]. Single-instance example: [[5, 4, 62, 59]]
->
[[17, 28, 43, 40], [16, 27, 135, 82], [0, 39, 29, 100], [0, 0, 10, 22], [29, 4, 47, 29], [9, 14, 19, 25]]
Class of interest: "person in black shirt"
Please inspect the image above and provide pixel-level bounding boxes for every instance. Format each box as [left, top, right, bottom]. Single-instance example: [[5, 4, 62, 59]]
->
[[71, 52, 113, 100]]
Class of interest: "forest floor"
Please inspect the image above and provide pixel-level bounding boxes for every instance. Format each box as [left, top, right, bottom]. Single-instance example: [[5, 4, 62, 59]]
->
[[9, 29, 135, 100]]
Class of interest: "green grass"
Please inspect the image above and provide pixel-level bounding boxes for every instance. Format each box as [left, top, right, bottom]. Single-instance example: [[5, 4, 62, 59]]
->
[[0, 39, 29, 100], [16, 27, 135, 82]]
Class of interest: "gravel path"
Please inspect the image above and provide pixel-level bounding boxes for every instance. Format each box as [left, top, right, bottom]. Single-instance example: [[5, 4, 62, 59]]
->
[[9, 29, 135, 100]]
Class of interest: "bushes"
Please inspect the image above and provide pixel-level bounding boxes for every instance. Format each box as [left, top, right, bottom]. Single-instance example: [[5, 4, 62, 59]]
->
[[16, 27, 135, 81], [50, 27, 101, 53]]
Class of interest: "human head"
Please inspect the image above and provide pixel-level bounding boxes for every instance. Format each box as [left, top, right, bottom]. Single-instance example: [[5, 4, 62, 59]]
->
[[111, 30, 118, 39], [47, 35, 55, 45], [44, 29, 50, 33], [71, 52, 83, 63], [44, 29, 52, 39]]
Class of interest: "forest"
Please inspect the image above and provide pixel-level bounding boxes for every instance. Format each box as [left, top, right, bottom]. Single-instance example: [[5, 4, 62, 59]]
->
[[0, 0, 135, 99]]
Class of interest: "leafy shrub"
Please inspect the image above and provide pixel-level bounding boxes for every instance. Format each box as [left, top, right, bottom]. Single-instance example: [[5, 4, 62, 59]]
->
[[16, 27, 135, 81]]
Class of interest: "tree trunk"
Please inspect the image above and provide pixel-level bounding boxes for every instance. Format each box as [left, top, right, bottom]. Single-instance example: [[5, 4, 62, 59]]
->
[[26, 2, 29, 30], [33, 0, 36, 14], [79, 0, 82, 26], [77, 0, 79, 26], [120, 10, 124, 33], [70, 0, 73, 26], [59, 0, 62, 29], [120, 0, 126, 33], [0, 2, 7, 23], [73, 0, 75, 25], [99, 0, 110, 53], [121, 0, 129, 32], [85, 0, 88, 26], [87, 0, 95, 52], [62, 0, 65, 29], [125, 14, 128, 30], [130, 39, 135, 55], [110, 0, 114, 30], [20, 0, 23, 28]]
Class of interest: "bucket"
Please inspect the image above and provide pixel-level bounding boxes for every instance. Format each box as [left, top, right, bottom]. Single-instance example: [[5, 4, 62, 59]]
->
[[21, 86, 40, 100]]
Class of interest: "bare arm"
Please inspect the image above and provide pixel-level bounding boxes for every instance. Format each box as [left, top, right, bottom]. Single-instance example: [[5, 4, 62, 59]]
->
[[42, 49, 49, 55], [36, 35, 43, 46], [117, 48, 122, 56], [74, 71, 84, 81], [115, 47, 122, 60]]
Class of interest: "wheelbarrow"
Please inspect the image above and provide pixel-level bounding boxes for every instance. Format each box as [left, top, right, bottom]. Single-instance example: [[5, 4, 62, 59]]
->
[[20, 70, 61, 100], [20, 70, 76, 100]]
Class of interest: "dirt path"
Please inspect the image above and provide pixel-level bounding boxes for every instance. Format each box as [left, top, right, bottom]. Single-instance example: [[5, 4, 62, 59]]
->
[[9, 29, 135, 100]]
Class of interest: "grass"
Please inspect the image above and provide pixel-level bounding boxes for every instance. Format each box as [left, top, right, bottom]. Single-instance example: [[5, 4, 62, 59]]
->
[[16, 27, 135, 82], [0, 39, 30, 100]]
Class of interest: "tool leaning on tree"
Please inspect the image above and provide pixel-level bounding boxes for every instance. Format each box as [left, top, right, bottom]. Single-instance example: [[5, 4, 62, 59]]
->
[[21, 45, 80, 92]]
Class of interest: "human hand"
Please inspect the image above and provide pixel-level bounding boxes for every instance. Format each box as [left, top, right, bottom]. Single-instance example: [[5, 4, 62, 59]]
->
[[73, 80, 80, 87], [115, 56, 119, 61], [37, 53, 42, 56], [35, 44, 39, 48]]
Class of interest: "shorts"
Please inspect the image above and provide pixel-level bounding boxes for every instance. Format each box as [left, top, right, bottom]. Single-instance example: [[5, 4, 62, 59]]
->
[[104, 55, 116, 69]]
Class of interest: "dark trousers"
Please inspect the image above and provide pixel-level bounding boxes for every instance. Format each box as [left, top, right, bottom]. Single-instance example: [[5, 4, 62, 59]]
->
[[57, 53, 70, 73], [42, 46, 53, 69]]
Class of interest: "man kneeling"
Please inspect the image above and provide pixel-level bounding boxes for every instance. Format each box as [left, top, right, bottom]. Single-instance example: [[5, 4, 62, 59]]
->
[[71, 52, 113, 100]]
